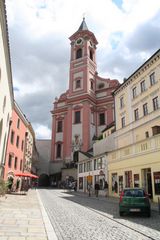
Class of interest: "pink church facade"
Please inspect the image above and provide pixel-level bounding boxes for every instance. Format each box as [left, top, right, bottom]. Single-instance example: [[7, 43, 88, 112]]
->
[[50, 19, 119, 180]]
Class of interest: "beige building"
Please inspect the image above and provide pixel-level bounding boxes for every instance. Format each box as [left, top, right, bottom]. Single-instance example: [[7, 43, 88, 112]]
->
[[0, 1, 14, 177], [108, 49, 160, 202], [24, 123, 35, 173]]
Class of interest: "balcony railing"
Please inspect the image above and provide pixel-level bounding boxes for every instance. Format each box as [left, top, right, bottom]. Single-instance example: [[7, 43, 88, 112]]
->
[[109, 133, 160, 162]]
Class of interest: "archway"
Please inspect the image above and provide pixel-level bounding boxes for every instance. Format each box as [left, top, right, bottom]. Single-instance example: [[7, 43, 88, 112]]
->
[[38, 174, 50, 187]]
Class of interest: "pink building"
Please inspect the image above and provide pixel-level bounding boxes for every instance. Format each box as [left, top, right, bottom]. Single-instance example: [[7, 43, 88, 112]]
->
[[4, 102, 28, 190], [50, 19, 119, 181]]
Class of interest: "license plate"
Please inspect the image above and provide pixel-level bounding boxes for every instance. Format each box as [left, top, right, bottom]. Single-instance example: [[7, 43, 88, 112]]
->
[[130, 209, 140, 212]]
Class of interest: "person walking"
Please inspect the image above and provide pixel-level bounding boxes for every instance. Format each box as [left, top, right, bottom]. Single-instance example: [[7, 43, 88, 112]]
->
[[95, 182, 100, 197]]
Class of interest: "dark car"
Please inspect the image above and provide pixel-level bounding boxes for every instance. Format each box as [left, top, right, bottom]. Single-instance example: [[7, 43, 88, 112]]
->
[[119, 188, 151, 217]]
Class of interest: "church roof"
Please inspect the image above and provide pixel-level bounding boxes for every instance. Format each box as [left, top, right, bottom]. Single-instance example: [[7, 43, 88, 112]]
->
[[78, 17, 88, 31]]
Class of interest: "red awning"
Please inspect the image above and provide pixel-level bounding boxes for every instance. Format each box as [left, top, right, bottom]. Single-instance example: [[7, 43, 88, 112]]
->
[[15, 173, 39, 178]]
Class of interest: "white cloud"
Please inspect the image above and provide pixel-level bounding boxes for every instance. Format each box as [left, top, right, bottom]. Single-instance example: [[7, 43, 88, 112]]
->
[[34, 124, 51, 139]]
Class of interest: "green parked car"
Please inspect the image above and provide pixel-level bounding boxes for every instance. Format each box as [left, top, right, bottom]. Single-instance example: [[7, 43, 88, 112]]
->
[[119, 188, 151, 217]]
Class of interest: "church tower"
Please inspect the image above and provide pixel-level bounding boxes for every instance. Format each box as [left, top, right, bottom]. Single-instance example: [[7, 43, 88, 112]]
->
[[50, 18, 119, 182], [68, 18, 98, 98]]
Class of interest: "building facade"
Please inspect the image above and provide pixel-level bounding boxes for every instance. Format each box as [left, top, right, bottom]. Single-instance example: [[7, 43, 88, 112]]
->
[[0, 1, 14, 177], [50, 18, 119, 181], [4, 102, 29, 189], [108, 49, 160, 202]]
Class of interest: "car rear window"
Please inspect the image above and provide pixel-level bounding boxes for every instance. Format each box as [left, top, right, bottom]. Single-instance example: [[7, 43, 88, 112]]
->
[[124, 189, 144, 197]]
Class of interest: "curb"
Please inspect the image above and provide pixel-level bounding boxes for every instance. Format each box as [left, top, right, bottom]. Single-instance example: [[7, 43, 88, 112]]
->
[[36, 190, 58, 240]]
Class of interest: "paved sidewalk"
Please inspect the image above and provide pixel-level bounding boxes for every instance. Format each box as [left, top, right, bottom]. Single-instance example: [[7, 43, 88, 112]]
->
[[0, 189, 54, 240]]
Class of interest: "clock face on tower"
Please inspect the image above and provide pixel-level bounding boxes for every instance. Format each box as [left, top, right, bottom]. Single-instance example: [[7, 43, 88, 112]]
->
[[76, 38, 83, 45]]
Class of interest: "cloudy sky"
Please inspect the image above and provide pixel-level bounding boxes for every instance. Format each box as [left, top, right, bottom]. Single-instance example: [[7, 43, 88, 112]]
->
[[5, 0, 160, 139]]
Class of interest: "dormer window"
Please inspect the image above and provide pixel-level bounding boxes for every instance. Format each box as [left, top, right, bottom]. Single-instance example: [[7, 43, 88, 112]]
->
[[76, 48, 82, 59]]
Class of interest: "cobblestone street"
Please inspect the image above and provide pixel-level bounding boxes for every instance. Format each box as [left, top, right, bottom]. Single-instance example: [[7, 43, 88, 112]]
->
[[39, 189, 160, 240]]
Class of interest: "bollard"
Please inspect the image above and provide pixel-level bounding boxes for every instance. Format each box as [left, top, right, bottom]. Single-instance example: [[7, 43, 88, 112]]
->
[[158, 197, 160, 215]]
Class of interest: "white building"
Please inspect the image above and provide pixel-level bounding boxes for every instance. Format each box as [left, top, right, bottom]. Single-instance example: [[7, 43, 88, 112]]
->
[[0, 1, 14, 177]]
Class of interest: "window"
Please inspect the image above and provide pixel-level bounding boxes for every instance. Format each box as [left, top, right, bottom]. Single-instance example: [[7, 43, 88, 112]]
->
[[145, 131, 149, 138], [76, 79, 81, 89], [150, 72, 156, 86], [125, 171, 132, 188], [154, 172, 160, 195], [76, 48, 82, 59], [20, 160, 23, 170], [79, 164, 83, 173], [134, 174, 139, 188], [152, 126, 160, 136], [14, 157, 17, 169], [121, 117, 125, 128], [97, 158, 103, 169], [134, 108, 139, 121], [16, 136, 19, 148], [90, 81, 94, 90], [140, 80, 146, 93], [10, 130, 15, 144], [153, 96, 159, 110], [120, 96, 124, 108], [132, 87, 137, 98], [8, 154, 12, 168], [73, 151, 79, 162], [90, 50, 93, 60], [98, 83, 104, 89], [57, 121, 62, 132], [75, 111, 81, 124], [94, 159, 97, 170], [99, 113, 105, 125], [143, 103, 148, 116], [79, 177, 83, 189], [56, 144, 61, 158], [17, 118, 20, 129], [21, 140, 24, 151]]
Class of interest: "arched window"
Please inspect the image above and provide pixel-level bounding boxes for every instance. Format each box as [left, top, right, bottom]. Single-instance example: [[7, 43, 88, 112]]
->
[[56, 144, 61, 158], [76, 79, 81, 89], [90, 50, 93, 60], [76, 48, 82, 59]]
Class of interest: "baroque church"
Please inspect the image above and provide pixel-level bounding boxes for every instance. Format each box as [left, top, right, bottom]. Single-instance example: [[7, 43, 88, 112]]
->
[[50, 18, 119, 183]]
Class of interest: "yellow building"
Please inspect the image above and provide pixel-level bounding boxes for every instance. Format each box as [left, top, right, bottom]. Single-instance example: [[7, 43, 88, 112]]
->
[[108, 49, 160, 202]]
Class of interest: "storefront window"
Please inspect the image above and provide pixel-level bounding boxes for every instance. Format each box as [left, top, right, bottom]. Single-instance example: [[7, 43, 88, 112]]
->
[[125, 171, 132, 188], [112, 173, 118, 193], [79, 177, 83, 189], [119, 176, 123, 193], [134, 174, 139, 187], [154, 172, 160, 195]]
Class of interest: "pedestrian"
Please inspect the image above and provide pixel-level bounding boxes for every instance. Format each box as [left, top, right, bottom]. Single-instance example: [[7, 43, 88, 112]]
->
[[95, 182, 100, 197]]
